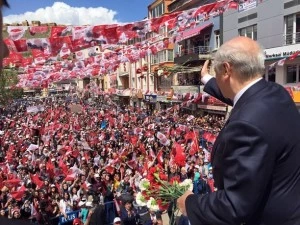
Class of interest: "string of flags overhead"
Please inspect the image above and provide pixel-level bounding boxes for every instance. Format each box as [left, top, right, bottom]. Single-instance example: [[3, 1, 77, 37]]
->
[[268, 51, 300, 69], [2, 0, 273, 88]]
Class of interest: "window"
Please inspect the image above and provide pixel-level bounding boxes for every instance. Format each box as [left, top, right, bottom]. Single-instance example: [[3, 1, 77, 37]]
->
[[150, 3, 164, 18], [214, 30, 220, 49], [159, 75, 172, 88], [204, 34, 210, 47], [239, 24, 257, 40], [284, 13, 300, 45], [268, 67, 276, 82], [167, 50, 174, 61], [151, 50, 173, 63], [286, 65, 297, 83], [150, 55, 158, 64], [150, 76, 154, 86]]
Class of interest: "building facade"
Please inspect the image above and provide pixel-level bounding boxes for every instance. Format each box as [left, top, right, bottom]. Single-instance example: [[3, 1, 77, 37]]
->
[[168, 0, 227, 115], [222, 0, 300, 106]]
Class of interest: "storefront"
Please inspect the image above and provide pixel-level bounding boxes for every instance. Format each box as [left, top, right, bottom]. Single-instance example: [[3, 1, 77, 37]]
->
[[144, 94, 157, 112], [116, 89, 131, 105], [264, 44, 300, 85], [197, 104, 228, 116], [130, 89, 143, 108]]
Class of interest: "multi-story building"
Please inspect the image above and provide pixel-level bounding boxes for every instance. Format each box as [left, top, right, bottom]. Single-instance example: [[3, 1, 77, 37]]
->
[[168, 0, 227, 115], [222, 0, 300, 108], [143, 0, 175, 110]]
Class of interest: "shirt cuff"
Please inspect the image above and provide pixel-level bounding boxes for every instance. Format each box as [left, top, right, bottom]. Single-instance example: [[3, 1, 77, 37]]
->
[[201, 74, 213, 85]]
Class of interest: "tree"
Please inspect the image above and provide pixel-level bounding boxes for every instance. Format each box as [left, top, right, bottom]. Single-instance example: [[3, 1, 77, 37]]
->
[[0, 68, 23, 106]]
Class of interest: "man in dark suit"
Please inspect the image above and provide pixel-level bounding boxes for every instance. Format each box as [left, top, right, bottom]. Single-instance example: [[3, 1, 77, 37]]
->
[[177, 36, 300, 225]]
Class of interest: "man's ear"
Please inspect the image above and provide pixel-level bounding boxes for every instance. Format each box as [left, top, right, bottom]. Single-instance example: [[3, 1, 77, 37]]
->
[[223, 62, 231, 79]]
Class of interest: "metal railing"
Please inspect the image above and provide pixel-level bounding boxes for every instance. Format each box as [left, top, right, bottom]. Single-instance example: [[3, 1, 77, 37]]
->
[[48, 201, 117, 225], [284, 32, 300, 45], [168, 0, 193, 12], [176, 46, 212, 57]]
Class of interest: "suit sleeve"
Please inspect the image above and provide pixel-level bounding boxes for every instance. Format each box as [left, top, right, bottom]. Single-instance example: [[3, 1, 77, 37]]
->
[[185, 120, 275, 225], [203, 78, 233, 106]]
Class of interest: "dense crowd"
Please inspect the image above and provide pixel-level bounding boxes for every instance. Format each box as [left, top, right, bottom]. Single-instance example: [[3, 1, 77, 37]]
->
[[0, 94, 225, 225]]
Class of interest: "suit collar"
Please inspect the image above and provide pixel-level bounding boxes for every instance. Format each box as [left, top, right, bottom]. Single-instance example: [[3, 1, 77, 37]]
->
[[231, 78, 267, 117], [233, 78, 263, 106]]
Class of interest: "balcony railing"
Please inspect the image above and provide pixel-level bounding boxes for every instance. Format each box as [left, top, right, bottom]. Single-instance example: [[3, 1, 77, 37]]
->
[[168, 0, 192, 12], [176, 46, 211, 57], [284, 32, 300, 45]]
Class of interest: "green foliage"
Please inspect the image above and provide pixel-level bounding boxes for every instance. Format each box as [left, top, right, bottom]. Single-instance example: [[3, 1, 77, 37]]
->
[[0, 69, 23, 106]]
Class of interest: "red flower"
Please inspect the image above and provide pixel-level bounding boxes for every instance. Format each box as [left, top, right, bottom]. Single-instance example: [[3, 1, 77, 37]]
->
[[156, 199, 169, 211], [169, 176, 180, 184], [159, 173, 168, 181]]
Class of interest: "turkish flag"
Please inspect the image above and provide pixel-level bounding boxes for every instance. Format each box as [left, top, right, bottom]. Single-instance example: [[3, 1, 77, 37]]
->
[[8, 52, 23, 64], [14, 39, 28, 52], [151, 14, 170, 33], [288, 51, 300, 61], [193, 2, 217, 17], [29, 26, 49, 36], [21, 57, 33, 67], [46, 160, 55, 178], [157, 150, 164, 165], [30, 174, 44, 188], [50, 26, 70, 38], [4, 39, 17, 52], [174, 143, 186, 167], [3, 178, 21, 188], [49, 36, 72, 56], [11, 185, 26, 201], [103, 25, 119, 44], [116, 24, 136, 43], [228, 1, 239, 9]]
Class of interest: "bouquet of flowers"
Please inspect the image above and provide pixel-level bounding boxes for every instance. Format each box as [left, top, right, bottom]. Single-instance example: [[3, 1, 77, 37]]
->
[[135, 165, 193, 212]]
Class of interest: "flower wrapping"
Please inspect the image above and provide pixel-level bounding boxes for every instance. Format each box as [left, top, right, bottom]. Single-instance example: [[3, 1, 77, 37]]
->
[[136, 165, 193, 211]]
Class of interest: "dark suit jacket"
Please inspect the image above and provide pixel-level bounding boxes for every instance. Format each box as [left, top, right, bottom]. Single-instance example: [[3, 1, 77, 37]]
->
[[186, 78, 300, 225]]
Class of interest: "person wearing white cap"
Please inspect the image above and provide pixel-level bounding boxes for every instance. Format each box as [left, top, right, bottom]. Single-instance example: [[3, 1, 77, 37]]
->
[[113, 217, 121, 224], [84, 195, 106, 225]]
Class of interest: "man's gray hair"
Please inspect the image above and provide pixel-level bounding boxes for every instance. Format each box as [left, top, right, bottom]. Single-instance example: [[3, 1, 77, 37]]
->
[[213, 42, 265, 81]]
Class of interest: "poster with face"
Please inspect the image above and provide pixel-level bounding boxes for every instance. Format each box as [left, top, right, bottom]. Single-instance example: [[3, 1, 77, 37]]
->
[[7, 26, 27, 41]]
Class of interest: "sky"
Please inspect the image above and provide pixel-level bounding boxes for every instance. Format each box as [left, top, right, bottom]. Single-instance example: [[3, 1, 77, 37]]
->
[[3, 0, 154, 25]]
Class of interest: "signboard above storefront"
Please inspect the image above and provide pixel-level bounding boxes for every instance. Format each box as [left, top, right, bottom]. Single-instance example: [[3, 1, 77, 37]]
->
[[144, 94, 157, 103], [238, 0, 257, 12], [264, 44, 300, 60], [172, 85, 200, 95], [198, 104, 227, 111]]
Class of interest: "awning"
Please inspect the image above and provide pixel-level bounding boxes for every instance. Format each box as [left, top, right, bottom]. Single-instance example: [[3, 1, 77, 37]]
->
[[175, 22, 213, 43], [117, 88, 131, 96], [119, 72, 129, 77]]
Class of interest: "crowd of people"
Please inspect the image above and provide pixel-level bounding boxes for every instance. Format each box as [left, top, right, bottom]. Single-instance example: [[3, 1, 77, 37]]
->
[[0, 94, 225, 225]]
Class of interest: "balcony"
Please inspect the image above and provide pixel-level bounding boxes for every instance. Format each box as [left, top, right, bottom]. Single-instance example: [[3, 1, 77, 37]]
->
[[284, 32, 300, 45], [168, 0, 203, 12], [174, 45, 212, 64]]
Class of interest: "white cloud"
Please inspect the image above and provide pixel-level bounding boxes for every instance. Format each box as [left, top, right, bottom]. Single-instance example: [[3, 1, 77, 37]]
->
[[3, 2, 119, 25]]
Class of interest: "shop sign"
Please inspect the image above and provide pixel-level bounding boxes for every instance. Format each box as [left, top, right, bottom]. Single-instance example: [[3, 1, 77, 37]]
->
[[156, 95, 167, 102], [238, 0, 257, 12], [144, 94, 157, 103], [171, 85, 200, 95], [264, 44, 300, 60], [198, 104, 227, 111]]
